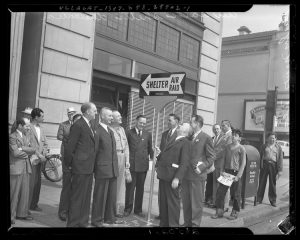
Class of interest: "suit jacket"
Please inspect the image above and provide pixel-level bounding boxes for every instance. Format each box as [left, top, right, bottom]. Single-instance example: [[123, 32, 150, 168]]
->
[[94, 125, 119, 179], [28, 123, 48, 157], [184, 131, 216, 181], [159, 128, 178, 153], [9, 131, 33, 175], [57, 120, 72, 156], [213, 131, 232, 169], [126, 128, 154, 172], [156, 137, 191, 182], [64, 118, 97, 174]]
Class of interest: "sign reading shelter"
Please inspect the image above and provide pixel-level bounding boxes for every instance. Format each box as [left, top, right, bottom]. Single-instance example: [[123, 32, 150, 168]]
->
[[139, 72, 186, 98], [244, 99, 289, 133]]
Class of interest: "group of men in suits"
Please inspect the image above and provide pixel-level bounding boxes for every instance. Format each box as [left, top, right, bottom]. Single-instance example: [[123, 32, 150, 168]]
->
[[63, 103, 154, 227], [9, 108, 49, 224]]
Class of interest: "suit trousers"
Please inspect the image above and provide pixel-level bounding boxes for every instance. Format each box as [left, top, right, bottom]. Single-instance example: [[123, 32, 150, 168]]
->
[[181, 178, 205, 227], [215, 169, 242, 212], [91, 177, 117, 224], [159, 179, 180, 227], [29, 163, 42, 209], [205, 172, 213, 203], [67, 174, 93, 227], [257, 160, 278, 203], [58, 170, 72, 217], [10, 171, 30, 220], [124, 171, 147, 214], [116, 152, 126, 214]]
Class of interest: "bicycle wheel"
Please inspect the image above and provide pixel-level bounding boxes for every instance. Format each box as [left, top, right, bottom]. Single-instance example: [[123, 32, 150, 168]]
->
[[42, 155, 63, 182]]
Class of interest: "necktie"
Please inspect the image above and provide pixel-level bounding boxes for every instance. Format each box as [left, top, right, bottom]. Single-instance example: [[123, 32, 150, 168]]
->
[[89, 121, 94, 136], [139, 130, 142, 137], [166, 130, 172, 143]]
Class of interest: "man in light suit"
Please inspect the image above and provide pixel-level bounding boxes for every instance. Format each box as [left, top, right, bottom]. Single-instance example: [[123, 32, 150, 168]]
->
[[156, 123, 191, 227], [64, 102, 98, 227], [211, 120, 233, 207], [57, 107, 77, 221], [9, 118, 36, 224], [123, 115, 154, 218], [28, 108, 48, 212], [205, 123, 221, 207], [181, 114, 216, 227], [91, 107, 122, 227], [155, 113, 180, 220]]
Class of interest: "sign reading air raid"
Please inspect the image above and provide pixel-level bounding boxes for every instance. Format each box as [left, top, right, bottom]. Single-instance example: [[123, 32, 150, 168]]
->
[[140, 73, 186, 98]]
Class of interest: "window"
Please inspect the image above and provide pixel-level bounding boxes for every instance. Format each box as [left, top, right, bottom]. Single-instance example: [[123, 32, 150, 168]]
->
[[157, 23, 180, 60], [180, 34, 200, 67], [128, 13, 157, 51], [134, 62, 167, 80]]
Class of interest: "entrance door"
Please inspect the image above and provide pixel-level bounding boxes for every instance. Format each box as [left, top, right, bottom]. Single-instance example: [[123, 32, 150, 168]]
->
[[91, 78, 129, 128]]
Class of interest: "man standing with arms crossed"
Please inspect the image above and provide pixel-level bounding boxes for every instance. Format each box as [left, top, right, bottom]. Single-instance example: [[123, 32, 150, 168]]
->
[[65, 102, 97, 227], [57, 107, 76, 221], [181, 115, 215, 227]]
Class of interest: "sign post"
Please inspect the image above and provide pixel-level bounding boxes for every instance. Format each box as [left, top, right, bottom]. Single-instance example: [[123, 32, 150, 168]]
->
[[139, 72, 186, 225]]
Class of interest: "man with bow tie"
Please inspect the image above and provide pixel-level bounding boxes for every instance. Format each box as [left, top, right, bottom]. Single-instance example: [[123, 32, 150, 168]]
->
[[65, 102, 98, 227], [123, 115, 154, 218], [181, 114, 215, 227], [156, 122, 191, 227]]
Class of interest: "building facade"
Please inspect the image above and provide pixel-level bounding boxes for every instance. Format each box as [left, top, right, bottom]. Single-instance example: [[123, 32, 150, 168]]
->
[[9, 12, 223, 151], [217, 20, 289, 149]]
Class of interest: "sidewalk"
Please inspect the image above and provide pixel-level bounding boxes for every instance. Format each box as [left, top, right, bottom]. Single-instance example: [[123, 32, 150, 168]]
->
[[10, 159, 289, 229]]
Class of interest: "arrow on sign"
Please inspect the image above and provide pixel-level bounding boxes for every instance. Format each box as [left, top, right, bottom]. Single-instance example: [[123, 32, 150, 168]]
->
[[141, 73, 185, 95]]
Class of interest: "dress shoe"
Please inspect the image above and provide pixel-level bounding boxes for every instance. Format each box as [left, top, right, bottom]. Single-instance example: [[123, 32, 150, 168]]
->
[[227, 210, 238, 220], [58, 214, 67, 221], [134, 212, 145, 218], [91, 222, 103, 227], [154, 215, 160, 220], [16, 216, 34, 220], [211, 208, 224, 219], [123, 211, 130, 217], [30, 206, 42, 212], [270, 202, 277, 207], [115, 213, 124, 218]]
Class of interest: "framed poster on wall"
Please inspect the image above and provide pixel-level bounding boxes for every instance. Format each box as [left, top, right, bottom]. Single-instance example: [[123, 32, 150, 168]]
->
[[243, 99, 289, 133]]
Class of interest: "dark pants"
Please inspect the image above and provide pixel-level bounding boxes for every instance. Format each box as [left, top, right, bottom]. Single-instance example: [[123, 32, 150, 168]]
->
[[181, 178, 205, 227], [29, 163, 42, 209], [67, 174, 93, 227], [205, 172, 213, 203], [159, 179, 180, 227], [257, 160, 278, 203], [91, 177, 117, 224], [124, 171, 147, 214], [58, 170, 72, 217], [215, 169, 242, 212]]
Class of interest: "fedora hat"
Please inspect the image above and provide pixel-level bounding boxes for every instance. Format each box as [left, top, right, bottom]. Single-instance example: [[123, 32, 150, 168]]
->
[[67, 107, 76, 114], [21, 107, 33, 115]]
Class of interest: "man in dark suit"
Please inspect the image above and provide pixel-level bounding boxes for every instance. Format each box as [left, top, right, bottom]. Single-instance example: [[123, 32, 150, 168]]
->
[[28, 108, 48, 212], [91, 107, 122, 227], [57, 107, 77, 221], [64, 102, 98, 227], [155, 113, 180, 220], [123, 115, 154, 218], [156, 123, 191, 227], [181, 114, 216, 227]]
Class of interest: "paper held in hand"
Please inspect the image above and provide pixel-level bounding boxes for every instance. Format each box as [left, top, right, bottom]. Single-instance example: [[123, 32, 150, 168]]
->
[[217, 172, 236, 187], [30, 154, 40, 165]]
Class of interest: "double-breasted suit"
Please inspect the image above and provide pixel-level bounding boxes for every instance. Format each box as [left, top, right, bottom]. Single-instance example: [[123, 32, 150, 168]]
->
[[64, 117, 97, 227], [156, 137, 191, 227], [91, 124, 119, 225], [124, 128, 154, 214], [57, 120, 72, 219], [181, 131, 215, 227], [9, 131, 35, 221], [27, 124, 48, 210]]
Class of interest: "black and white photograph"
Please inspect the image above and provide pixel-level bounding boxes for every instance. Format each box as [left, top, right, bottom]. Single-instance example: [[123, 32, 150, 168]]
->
[[7, 4, 293, 235]]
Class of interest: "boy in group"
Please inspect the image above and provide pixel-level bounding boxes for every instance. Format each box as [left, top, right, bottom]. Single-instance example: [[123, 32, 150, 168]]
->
[[212, 129, 246, 220]]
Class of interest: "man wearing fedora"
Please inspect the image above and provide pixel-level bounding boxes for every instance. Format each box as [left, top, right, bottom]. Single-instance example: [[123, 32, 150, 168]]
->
[[57, 107, 77, 221], [21, 107, 33, 121]]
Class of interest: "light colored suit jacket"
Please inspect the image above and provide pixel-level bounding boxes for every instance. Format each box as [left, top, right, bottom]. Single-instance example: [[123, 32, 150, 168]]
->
[[28, 123, 48, 158], [57, 120, 72, 156], [9, 131, 33, 175], [213, 130, 232, 169]]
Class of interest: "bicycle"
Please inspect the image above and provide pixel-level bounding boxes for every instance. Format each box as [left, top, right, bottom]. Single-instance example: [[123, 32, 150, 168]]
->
[[41, 153, 63, 182]]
